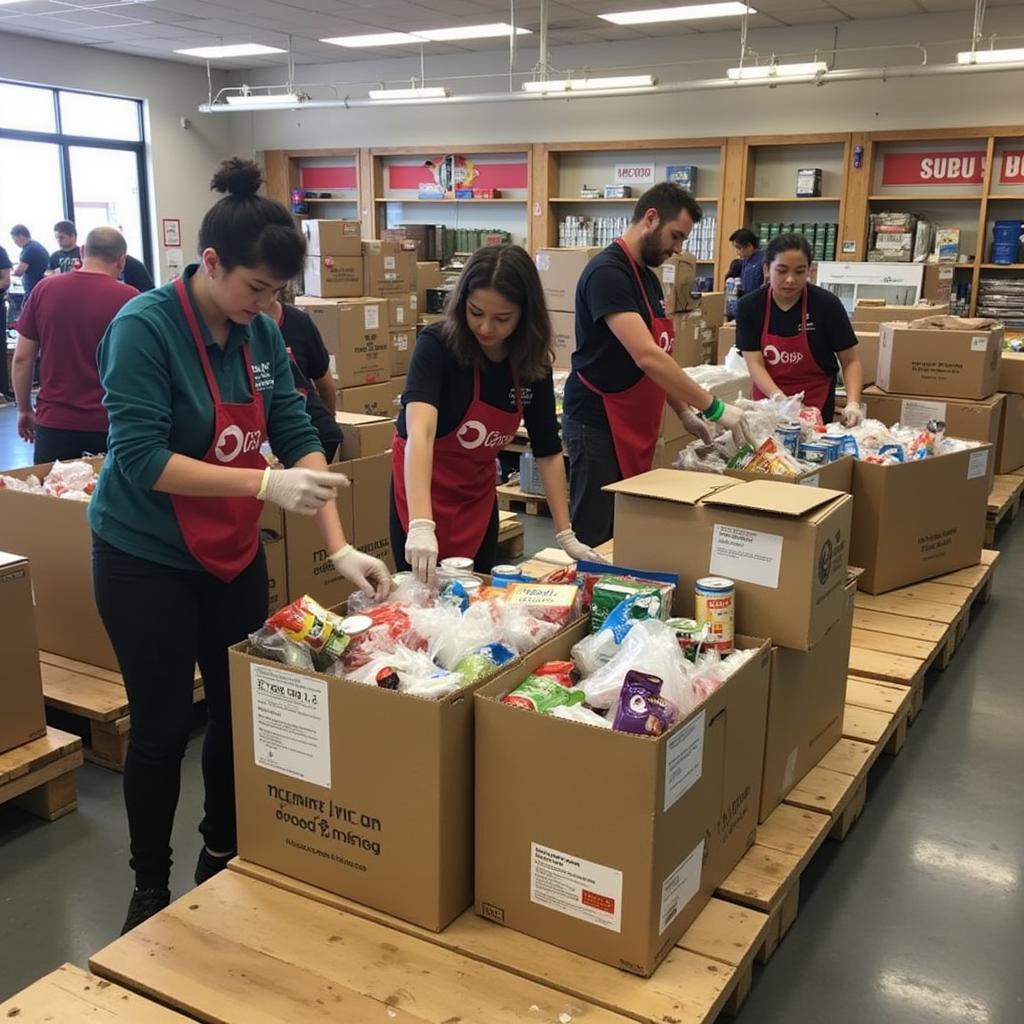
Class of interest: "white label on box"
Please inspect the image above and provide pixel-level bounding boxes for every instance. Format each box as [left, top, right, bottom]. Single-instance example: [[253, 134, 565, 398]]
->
[[250, 664, 330, 788], [364, 305, 380, 330], [799, 472, 820, 487], [900, 398, 948, 430], [659, 840, 704, 934], [395, 307, 406, 324], [614, 163, 655, 185], [328, 354, 337, 376], [971, 336, 989, 352], [967, 449, 989, 480], [939, 267, 954, 280], [536, 252, 551, 272], [782, 747, 799, 792], [384, 255, 396, 271], [662, 263, 676, 284], [530, 843, 622, 932], [710, 525, 783, 589], [664, 710, 705, 812], [395, 334, 408, 351], [410, 295, 418, 311]]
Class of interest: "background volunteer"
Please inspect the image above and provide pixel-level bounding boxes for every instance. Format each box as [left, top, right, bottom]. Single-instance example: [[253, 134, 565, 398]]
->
[[10, 225, 48, 297], [726, 228, 766, 297], [736, 232, 864, 426]]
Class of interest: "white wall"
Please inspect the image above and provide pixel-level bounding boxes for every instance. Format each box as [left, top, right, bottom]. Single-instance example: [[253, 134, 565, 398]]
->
[[226, 8, 1024, 150], [0, 34, 241, 283]]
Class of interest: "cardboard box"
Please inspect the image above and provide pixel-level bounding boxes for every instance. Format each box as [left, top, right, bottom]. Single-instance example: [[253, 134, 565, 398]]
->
[[303, 255, 363, 299], [656, 252, 698, 313], [699, 291, 726, 330], [855, 329, 880, 385], [718, 323, 737, 363], [609, 472, 852, 650], [670, 313, 702, 368], [475, 623, 770, 976], [850, 301, 950, 327], [723, 454, 854, 492], [851, 446, 990, 594], [262, 532, 287, 614], [550, 311, 575, 370], [999, 352, 1024, 395], [0, 552, 47, 755], [535, 248, 601, 313], [298, 298, 390, 387], [416, 262, 444, 316], [998, 393, 1024, 473], [337, 381, 397, 419], [229, 615, 584, 932], [921, 264, 955, 307], [363, 245, 416, 300], [876, 323, 1003, 400], [0, 457, 117, 669], [389, 328, 415, 375], [862, 386, 1002, 452], [391, 375, 406, 409], [759, 577, 856, 821], [259, 499, 284, 537], [301, 219, 361, 258], [387, 296, 416, 330], [335, 411, 395, 462]]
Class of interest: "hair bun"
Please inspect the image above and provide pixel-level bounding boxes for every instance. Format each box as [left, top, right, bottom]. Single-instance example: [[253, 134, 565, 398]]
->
[[210, 157, 263, 198]]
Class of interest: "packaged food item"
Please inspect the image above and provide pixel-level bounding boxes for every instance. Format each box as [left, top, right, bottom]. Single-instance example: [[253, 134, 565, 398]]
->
[[505, 583, 579, 625], [665, 617, 708, 662], [798, 441, 829, 465], [267, 595, 351, 662], [695, 576, 735, 654], [502, 661, 582, 712], [590, 576, 663, 632], [878, 444, 905, 463], [818, 436, 845, 462], [375, 666, 401, 690], [440, 556, 474, 574], [726, 442, 755, 469], [612, 671, 677, 737], [775, 422, 802, 456], [453, 641, 517, 684]]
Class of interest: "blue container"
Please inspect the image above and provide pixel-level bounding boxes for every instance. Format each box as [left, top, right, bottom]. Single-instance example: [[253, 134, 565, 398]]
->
[[992, 220, 1023, 264]]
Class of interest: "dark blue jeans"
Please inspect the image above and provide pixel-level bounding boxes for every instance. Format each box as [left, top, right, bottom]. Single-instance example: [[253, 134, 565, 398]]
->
[[34, 425, 107, 464], [563, 415, 622, 548]]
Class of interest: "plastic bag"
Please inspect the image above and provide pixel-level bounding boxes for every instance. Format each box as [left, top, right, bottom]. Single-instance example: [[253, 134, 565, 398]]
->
[[572, 594, 650, 677], [248, 625, 315, 670], [549, 702, 612, 729], [43, 460, 98, 499]]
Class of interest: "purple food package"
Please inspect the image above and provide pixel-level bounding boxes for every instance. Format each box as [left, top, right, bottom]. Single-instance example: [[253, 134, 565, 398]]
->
[[612, 670, 677, 737]]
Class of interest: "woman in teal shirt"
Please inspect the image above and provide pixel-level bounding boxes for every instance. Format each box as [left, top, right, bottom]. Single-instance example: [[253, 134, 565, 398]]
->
[[90, 158, 391, 935]]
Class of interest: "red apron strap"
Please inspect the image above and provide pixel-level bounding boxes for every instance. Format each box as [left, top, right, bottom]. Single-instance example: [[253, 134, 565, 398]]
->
[[174, 277, 222, 404], [615, 237, 660, 326]]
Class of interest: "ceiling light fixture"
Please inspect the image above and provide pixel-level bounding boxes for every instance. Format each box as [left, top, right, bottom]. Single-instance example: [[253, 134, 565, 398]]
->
[[367, 86, 450, 101], [727, 60, 827, 80], [321, 32, 423, 47], [224, 91, 302, 107], [322, 23, 529, 48], [523, 74, 656, 93], [175, 43, 286, 58], [599, 2, 752, 26], [956, 46, 1024, 65]]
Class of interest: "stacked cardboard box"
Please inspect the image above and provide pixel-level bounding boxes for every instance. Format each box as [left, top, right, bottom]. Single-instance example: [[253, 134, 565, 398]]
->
[[997, 353, 1024, 473], [0, 551, 47, 755], [302, 220, 363, 299]]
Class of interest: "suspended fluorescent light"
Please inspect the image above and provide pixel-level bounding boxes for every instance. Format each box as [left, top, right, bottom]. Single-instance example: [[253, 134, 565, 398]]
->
[[323, 23, 529, 47], [957, 47, 1024, 65], [367, 86, 450, 101], [175, 43, 286, 58], [600, 2, 752, 26], [224, 92, 302, 107], [523, 74, 656, 93], [321, 32, 423, 47], [727, 61, 827, 80]]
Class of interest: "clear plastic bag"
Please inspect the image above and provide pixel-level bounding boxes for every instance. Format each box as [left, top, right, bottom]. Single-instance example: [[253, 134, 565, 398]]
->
[[549, 701, 612, 729]]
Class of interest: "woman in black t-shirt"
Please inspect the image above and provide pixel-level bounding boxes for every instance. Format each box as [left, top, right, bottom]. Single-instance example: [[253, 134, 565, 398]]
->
[[392, 244, 607, 580]]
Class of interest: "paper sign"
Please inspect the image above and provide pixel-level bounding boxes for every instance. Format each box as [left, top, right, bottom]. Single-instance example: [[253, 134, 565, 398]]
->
[[900, 398, 948, 430], [659, 841, 704, 934], [710, 524, 784, 589], [967, 449, 989, 480], [614, 163, 655, 185], [384, 256, 396, 271], [881, 150, 985, 186], [251, 664, 331, 788], [664, 711, 705, 812], [364, 305, 380, 330], [1000, 150, 1024, 184], [662, 263, 676, 284], [531, 843, 623, 932], [971, 336, 989, 352], [841, 240, 857, 254]]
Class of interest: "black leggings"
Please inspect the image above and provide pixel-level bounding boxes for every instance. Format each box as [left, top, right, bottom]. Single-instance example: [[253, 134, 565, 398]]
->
[[92, 534, 268, 890], [388, 484, 500, 574]]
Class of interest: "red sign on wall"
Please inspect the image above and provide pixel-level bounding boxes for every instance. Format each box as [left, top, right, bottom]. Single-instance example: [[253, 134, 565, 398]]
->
[[1001, 151, 1024, 184], [300, 166, 357, 190], [882, 150, 986, 186]]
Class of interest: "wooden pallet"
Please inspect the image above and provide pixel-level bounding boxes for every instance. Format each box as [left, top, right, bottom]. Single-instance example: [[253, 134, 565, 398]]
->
[[495, 509, 525, 560], [39, 652, 204, 772], [91, 865, 769, 1024], [0, 963, 192, 1021], [496, 480, 550, 517], [985, 473, 1024, 543], [0, 727, 83, 822], [715, 675, 912, 963]]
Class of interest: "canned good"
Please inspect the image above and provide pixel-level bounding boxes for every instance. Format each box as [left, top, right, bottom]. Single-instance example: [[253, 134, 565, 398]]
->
[[819, 436, 845, 462], [339, 614, 374, 637], [440, 556, 475, 574], [775, 422, 802, 457], [460, 577, 483, 597], [491, 564, 521, 579], [375, 666, 401, 690], [694, 577, 735, 654], [798, 441, 830, 465], [665, 617, 708, 662]]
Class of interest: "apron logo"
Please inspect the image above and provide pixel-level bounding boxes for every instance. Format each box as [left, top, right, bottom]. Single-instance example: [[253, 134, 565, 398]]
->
[[215, 425, 262, 463], [657, 329, 672, 351], [763, 345, 803, 367], [457, 420, 514, 450]]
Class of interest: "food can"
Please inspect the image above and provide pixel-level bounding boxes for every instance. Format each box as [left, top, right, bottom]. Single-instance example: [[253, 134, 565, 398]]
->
[[339, 614, 374, 638], [491, 564, 521, 579], [665, 616, 707, 662], [694, 577, 735, 654], [775, 422, 802, 457], [819, 436, 845, 462], [460, 577, 483, 597], [798, 441, 830, 465]]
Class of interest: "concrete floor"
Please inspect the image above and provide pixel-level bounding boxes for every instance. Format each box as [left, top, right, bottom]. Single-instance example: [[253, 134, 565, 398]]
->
[[1, 398, 1022, 1021]]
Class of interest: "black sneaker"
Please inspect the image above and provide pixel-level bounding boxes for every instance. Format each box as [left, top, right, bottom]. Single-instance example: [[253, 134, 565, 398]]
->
[[121, 887, 170, 935], [194, 846, 234, 886]]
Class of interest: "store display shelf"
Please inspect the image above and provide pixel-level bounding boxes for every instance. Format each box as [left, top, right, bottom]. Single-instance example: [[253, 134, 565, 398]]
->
[[549, 196, 718, 204], [979, 263, 1024, 269], [374, 196, 525, 204], [746, 196, 841, 203], [867, 193, 982, 201], [301, 197, 358, 203], [984, 194, 1024, 201]]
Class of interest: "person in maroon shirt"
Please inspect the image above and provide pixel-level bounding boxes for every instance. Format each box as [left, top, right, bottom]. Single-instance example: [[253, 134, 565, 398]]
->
[[13, 226, 138, 463]]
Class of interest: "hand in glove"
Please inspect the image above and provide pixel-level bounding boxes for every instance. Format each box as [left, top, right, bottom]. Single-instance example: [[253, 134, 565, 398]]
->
[[716, 403, 755, 448], [330, 545, 393, 601], [556, 528, 610, 565], [840, 402, 865, 428], [679, 408, 714, 444], [262, 467, 345, 515], [405, 518, 439, 584]]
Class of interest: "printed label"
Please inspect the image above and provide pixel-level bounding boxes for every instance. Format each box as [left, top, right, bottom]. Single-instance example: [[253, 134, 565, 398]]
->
[[251, 664, 330, 788], [536, 252, 551, 271], [710, 524, 783, 589], [364, 305, 380, 330], [664, 711, 705, 812], [659, 841, 704, 934], [530, 843, 622, 932], [395, 307, 406, 324], [395, 334, 409, 351], [614, 163, 655, 185], [967, 449, 989, 480], [799, 472, 820, 487], [971, 336, 989, 352], [384, 256, 396, 271], [782, 747, 799, 791], [662, 263, 676, 284], [900, 398, 948, 430]]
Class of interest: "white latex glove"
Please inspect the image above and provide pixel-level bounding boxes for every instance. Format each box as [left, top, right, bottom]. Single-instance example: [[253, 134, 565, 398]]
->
[[679, 408, 714, 444], [263, 467, 346, 515], [717, 403, 755, 448], [330, 545, 393, 601], [556, 528, 610, 565], [405, 518, 439, 584], [840, 402, 865, 428]]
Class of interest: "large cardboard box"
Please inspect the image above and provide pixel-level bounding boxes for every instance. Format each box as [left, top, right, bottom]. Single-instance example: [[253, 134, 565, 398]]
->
[[362, 242, 416, 300], [876, 323, 1002, 400], [391, 375, 406, 409], [0, 458, 116, 670], [301, 219, 361, 258], [851, 445, 990, 594], [535, 247, 601, 313], [851, 301, 949, 327], [337, 381, 397, 418], [297, 298, 390, 387], [656, 252, 698, 313], [262, 532, 287, 614], [302, 255, 363, 299], [999, 352, 1024, 395], [699, 291, 726, 330], [475, 622, 770, 976], [670, 313, 702, 368], [855, 329, 880, 385], [723, 453, 854, 492], [387, 296, 416, 330], [389, 328, 415, 375], [921, 264, 955, 308], [759, 577, 856, 822], [335, 411, 395, 462], [550, 311, 575, 370], [717, 323, 737, 363], [0, 552, 47, 755], [229, 615, 583, 932], [416, 262, 444, 315], [998, 393, 1024, 473], [862, 386, 1003, 449], [609, 472, 852, 650]]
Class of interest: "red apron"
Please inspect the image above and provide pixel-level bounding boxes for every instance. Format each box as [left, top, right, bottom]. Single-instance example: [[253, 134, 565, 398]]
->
[[753, 286, 832, 414], [577, 238, 674, 480], [392, 366, 522, 560], [170, 277, 267, 583]]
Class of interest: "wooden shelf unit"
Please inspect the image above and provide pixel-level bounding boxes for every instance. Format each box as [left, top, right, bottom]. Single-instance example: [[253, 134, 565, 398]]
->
[[262, 147, 364, 232]]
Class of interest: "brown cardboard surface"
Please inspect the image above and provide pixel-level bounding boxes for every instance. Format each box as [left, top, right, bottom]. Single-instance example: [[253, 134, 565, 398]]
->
[[297, 297, 390, 387], [386, 296, 416, 330], [999, 352, 1024, 395], [851, 301, 949, 326], [722, 453, 853, 492], [876, 323, 1003, 400], [855, 330, 880, 385], [699, 291, 726, 330], [335, 411, 395, 462], [349, 451, 393, 569], [850, 445, 990, 594], [998, 393, 1024, 473], [608, 470, 852, 650], [259, 500, 284, 536], [390, 375, 406, 409], [759, 578, 856, 821], [921, 264, 955, 307], [389, 328, 415, 375], [363, 251, 416, 300], [0, 552, 46, 755], [656, 252, 698, 313], [717, 323, 736, 363], [670, 313, 702, 368], [474, 623, 770, 976], [416, 261, 444, 316], [0, 458, 116, 669], [262, 533, 287, 614], [336, 381, 397, 418], [535, 248, 601, 313], [550, 311, 575, 370], [230, 616, 584, 932], [301, 220, 361, 258], [302, 256, 363, 299]]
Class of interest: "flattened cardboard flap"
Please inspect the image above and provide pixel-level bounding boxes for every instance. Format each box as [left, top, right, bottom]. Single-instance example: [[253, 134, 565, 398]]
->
[[703, 479, 845, 518], [604, 469, 737, 506], [334, 411, 393, 427]]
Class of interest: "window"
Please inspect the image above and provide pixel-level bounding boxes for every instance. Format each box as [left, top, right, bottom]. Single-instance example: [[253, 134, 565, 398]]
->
[[0, 82, 57, 134]]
